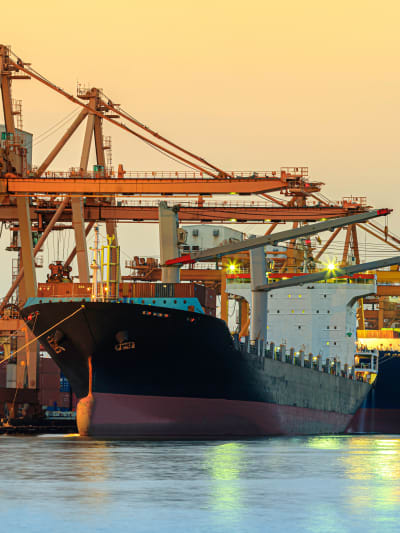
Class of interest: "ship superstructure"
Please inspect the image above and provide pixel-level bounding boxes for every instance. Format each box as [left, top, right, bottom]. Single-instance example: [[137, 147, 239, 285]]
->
[[228, 275, 376, 367]]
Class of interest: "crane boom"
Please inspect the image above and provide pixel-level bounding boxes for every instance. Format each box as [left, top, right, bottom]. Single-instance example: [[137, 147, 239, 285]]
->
[[255, 256, 400, 292], [165, 208, 392, 265]]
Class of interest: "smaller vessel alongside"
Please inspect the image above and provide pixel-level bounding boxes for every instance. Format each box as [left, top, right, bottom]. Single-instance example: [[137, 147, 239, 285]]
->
[[347, 349, 400, 434]]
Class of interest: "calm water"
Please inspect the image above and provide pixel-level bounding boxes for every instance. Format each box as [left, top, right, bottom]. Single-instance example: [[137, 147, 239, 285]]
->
[[1, 435, 399, 533]]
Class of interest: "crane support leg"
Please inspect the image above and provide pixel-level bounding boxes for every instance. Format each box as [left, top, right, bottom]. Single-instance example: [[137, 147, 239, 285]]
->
[[239, 299, 249, 337], [351, 225, 360, 264], [378, 297, 385, 329], [71, 198, 90, 283], [250, 246, 267, 341], [1, 45, 38, 389], [64, 221, 94, 268], [16, 327, 38, 390], [71, 107, 95, 283], [159, 202, 180, 283], [220, 269, 228, 324], [16, 332, 27, 389], [94, 111, 119, 291], [16, 197, 37, 299], [341, 225, 352, 266]]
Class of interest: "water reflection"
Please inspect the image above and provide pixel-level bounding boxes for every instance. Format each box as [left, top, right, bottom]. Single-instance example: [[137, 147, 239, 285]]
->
[[0, 435, 400, 533], [340, 436, 400, 481], [204, 442, 244, 518]]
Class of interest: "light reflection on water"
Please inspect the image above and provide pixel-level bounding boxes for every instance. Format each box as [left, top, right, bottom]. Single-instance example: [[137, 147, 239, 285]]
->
[[0, 435, 399, 532]]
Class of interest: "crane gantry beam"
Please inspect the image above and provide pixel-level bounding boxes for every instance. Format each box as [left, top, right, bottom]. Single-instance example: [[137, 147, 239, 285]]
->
[[0, 203, 367, 223], [1, 174, 316, 196]]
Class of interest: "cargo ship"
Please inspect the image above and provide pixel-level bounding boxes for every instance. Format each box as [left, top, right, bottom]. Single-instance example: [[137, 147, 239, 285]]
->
[[21, 280, 373, 438]]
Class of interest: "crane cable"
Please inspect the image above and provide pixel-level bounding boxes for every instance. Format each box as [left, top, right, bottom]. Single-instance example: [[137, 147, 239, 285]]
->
[[98, 88, 233, 178], [7, 52, 229, 179]]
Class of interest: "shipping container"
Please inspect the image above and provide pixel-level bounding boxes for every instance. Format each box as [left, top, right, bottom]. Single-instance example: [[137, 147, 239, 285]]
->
[[73, 283, 92, 297], [0, 364, 6, 388], [40, 374, 60, 391], [58, 392, 72, 409], [194, 284, 206, 306], [205, 287, 217, 308], [39, 357, 59, 375], [135, 283, 155, 297], [155, 283, 175, 297], [38, 284, 55, 297], [120, 283, 134, 297], [174, 283, 195, 298], [39, 390, 60, 408], [54, 283, 74, 297]]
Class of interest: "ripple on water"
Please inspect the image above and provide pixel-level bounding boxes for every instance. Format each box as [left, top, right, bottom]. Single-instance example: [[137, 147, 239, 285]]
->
[[0, 434, 399, 533]]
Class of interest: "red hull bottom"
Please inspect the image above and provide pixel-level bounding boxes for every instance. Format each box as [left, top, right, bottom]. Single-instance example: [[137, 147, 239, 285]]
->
[[77, 393, 353, 438], [346, 408, 400, 434]]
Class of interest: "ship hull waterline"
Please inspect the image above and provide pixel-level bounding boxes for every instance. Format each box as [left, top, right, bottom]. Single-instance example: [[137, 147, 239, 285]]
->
[[77, 392, 354, 438]]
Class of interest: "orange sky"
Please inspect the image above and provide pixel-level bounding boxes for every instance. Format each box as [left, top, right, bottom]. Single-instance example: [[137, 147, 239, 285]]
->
[[0, 0, 399, 287]]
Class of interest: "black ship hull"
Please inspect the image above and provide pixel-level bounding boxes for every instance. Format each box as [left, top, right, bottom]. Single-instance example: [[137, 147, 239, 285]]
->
[[22, 300, 371, 438]]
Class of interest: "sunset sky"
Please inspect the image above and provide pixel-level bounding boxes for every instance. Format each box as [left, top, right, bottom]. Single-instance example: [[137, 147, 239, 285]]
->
[[0, 0, 399, 289]]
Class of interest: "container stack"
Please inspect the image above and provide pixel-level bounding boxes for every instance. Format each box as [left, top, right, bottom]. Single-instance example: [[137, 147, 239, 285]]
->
[[37, 282, 217, 316], [39, 357, 60, 408]]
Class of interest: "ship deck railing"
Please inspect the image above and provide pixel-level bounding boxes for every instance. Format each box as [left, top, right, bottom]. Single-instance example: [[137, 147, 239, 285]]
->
[[234, 336, 371, 383]]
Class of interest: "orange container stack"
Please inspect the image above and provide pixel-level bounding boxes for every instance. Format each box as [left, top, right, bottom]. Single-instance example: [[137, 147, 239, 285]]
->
[[174, 283, 195, 298], [72, 283, 92, 297], [135, 283, 155, 298], [37, 284, 55, 297]]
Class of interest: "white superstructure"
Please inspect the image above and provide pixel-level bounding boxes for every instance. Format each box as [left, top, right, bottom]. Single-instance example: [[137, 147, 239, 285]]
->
[[228, 277, 376, 367]]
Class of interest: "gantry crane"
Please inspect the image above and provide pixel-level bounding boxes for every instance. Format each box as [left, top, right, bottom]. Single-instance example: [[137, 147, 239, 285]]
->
[[0, 43, 399, 390]]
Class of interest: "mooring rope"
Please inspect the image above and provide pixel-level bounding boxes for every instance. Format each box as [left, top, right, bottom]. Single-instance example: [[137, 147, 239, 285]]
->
[[0, 305, 85, 367]]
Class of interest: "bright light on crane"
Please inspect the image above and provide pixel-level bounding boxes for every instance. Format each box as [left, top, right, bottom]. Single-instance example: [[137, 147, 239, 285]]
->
[[322, 257, 339, 274], [226, 261, 238, 273]]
